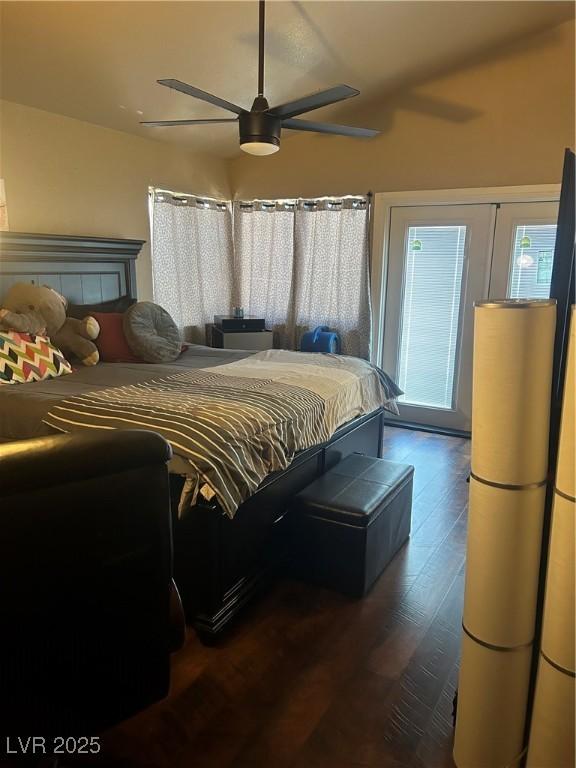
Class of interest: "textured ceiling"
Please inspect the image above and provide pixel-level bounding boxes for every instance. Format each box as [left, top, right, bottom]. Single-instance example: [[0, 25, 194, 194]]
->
[[1, 1, 573, 158]]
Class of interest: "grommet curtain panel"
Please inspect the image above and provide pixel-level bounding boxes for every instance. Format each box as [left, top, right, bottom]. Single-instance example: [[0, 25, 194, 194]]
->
[[151, 191, 371, 357], [232, 203, 295, 350], [151, 192, 233, 343], [233, 196, 371, 358], [292, 198, 371, 359]]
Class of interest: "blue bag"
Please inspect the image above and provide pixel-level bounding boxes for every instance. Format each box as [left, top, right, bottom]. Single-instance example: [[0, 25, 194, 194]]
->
[[299, 326, 341, 354]]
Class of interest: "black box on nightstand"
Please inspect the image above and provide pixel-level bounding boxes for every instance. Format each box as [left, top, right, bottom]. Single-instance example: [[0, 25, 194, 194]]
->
[[214, 315, 266, 332]]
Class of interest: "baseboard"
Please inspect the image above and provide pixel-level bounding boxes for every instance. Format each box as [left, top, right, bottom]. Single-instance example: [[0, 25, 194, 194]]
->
[[384, 419, 471, 439]]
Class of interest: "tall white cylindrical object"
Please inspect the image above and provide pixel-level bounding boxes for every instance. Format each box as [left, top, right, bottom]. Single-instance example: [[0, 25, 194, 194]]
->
[[555, 305, 575, 500], [454, 300, 556, 768], [463, 479, 545, 647], [527, 306, 574, 768], [456, 632, 533, 768], [540, 493, 575, 672], [470, 301, 555, 485], [526, 654, 575, 768]]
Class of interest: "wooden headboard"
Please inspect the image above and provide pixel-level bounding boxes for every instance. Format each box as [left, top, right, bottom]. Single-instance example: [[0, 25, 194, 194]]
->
[[0, 232, 144, 303]]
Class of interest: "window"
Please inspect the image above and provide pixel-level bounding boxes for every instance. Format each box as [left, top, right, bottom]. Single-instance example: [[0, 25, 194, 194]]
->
[[508, 224, 557, 299], [397, 225, 467, 409]]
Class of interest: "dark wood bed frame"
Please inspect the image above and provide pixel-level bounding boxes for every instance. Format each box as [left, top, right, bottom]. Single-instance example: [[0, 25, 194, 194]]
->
[[171, 408, 384, 640], [0, 231, 386, 641]]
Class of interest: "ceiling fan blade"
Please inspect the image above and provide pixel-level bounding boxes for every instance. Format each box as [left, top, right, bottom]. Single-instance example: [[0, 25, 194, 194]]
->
[[141, 118, 238, 127], [269, 84, 359, 119], [282, 118, 378, 138], [157, 79, 244, 115]]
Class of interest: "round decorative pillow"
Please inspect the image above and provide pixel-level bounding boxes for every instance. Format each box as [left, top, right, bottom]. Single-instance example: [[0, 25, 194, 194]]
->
[[123, 302, 181, 363]]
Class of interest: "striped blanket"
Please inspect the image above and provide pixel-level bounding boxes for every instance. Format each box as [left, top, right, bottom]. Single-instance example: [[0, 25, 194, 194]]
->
[[44, 350, 401, 518]]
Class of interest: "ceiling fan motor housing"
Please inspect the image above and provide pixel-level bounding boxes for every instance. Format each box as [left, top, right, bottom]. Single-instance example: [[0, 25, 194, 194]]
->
[[239, 109, 281, 149]]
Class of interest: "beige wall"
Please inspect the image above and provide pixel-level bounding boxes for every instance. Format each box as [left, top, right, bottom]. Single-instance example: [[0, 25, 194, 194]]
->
[[0, 99, 230, 300], [230, 20, 575, 199], [1, 18, 573, 302]]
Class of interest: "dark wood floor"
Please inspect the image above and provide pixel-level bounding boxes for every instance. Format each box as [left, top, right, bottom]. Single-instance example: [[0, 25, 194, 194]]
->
[[81, 428, 472, 768]]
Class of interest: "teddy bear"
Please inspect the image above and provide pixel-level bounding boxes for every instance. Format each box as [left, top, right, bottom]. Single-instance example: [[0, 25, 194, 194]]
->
[[0, 282, 101, 365]]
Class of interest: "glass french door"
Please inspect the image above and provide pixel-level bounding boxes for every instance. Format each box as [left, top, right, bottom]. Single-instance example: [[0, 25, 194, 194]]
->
[[382, 205, 494, 431], [489, 202, 559, 300], [381, 200, 559, 432]]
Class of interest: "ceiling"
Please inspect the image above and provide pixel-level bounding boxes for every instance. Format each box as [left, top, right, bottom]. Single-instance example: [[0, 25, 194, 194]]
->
[[1, 1, 573, 158]]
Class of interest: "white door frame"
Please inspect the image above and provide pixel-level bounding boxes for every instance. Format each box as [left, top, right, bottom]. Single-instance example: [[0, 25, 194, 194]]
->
[[382, 203, 495, 431], [371, 184, 561, 368]]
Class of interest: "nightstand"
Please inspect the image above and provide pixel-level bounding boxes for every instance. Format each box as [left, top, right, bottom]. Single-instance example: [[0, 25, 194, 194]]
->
[[205, 323, 274, 351]]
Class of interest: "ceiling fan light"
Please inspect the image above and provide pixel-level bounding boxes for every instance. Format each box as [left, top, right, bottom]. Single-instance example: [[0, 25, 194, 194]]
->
[[239, 110, 281, 156], [240, 140, 280, 156]]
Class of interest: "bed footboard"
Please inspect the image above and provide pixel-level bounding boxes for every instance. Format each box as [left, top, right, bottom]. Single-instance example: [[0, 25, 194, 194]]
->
[[172, 408, 385, 641]]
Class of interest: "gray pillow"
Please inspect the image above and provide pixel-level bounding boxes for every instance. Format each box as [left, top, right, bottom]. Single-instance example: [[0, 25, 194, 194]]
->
[[123, 302, 181, 363]]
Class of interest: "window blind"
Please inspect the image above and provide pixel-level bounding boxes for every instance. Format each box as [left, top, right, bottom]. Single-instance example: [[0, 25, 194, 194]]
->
[[508, 224, 557, 299], [398, 225, 467, 409]]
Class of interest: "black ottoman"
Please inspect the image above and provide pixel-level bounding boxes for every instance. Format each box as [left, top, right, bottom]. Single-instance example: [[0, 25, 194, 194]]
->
[[289, 454, 414, 598]]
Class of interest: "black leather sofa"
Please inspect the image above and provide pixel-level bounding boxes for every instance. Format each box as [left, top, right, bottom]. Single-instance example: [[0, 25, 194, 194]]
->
[[0, 430, 184, 745]]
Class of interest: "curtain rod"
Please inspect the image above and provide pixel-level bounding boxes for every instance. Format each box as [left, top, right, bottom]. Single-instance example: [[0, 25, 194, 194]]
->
[[151, 187, 372, 205], [234, 192, 371, 204], [150, 187, 229, 205]]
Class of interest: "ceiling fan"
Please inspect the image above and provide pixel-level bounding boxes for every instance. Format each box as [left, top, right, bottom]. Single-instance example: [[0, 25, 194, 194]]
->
[[141, 0, 379, 155]]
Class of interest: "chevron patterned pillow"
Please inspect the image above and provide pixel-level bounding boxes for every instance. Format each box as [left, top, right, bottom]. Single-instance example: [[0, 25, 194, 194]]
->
[[0, 331, 73, 385]]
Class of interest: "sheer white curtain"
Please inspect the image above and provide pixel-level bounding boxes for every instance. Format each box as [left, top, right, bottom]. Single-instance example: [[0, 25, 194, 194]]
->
[[151, 191, 233, 343], [233, 201, 295, 349], [290, 198, 371, 358], [233, 196, 371, 357], [152, 190, 371, 357]]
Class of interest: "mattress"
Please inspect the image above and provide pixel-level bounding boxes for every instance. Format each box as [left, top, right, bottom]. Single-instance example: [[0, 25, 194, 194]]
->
[[43, 350, 400, 517], [0, 344, 253, 443]]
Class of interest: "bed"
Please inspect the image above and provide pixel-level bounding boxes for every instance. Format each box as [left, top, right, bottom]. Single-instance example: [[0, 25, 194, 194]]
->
[[0, 232, 396, 640]]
